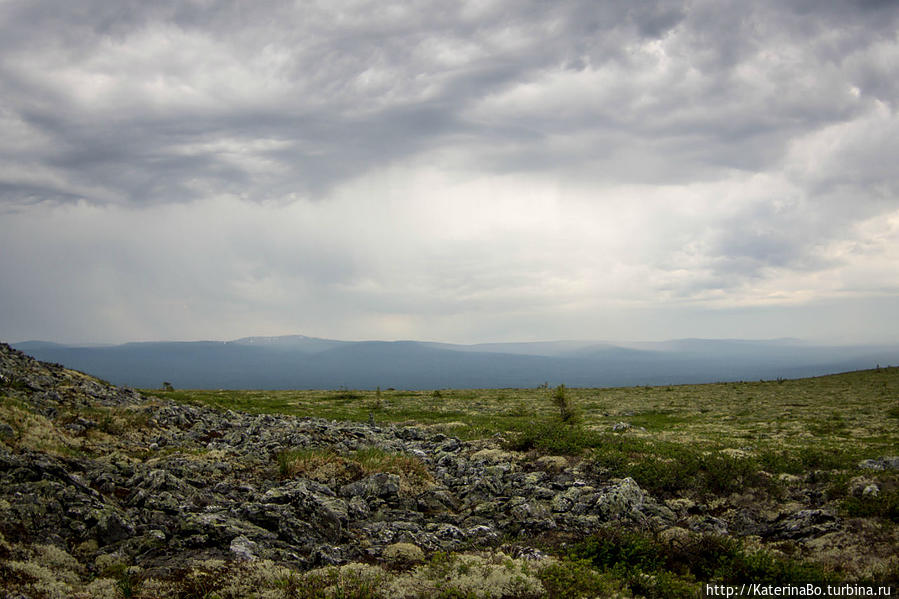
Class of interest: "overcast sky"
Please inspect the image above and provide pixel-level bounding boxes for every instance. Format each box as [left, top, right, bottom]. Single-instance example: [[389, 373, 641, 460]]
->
[[1, 0, 898, 345]]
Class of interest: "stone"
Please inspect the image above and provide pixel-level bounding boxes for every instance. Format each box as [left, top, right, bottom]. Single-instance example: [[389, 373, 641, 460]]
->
[[848, 477, 880, 498], [230, 535, 258, 561], [594, 477, 644, 519], [769, 509, 840, 540], [659, 526, 692, 544], [688, 515, 729, 535], [858, 456, 899, 471], [340, 473, 400, 499]]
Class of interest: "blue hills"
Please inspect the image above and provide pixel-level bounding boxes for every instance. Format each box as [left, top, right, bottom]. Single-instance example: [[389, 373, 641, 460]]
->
[[11, 335, 899, 390]]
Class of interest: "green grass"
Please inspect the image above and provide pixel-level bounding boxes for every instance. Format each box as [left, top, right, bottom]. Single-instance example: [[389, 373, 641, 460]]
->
[[627, 409, 691, 431]]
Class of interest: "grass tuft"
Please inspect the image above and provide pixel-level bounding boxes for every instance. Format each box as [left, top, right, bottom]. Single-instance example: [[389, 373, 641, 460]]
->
[[276, 447, 433, 494]]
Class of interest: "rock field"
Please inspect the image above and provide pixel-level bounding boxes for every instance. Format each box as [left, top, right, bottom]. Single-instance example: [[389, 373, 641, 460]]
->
[[1, 342, 896, 596]]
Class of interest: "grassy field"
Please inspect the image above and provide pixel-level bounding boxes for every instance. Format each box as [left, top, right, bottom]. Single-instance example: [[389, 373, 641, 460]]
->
[[145, 366, 898, 465]]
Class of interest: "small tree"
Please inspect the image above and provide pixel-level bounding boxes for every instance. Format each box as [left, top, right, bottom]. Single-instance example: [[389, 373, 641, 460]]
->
[[162, 381, 174, 392], [552, 384, 580, 424]]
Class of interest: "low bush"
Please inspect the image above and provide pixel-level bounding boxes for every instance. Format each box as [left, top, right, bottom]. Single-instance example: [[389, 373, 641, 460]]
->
[[506, 420, 601, 455], [535, 559, 622, 599], [569, 528, 839, 597], [843, 489, 899, 522]]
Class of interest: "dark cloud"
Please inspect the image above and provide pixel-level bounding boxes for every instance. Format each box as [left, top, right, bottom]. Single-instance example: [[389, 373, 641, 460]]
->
[[0, 0, 693, 204], [3, 0, 892, 201]]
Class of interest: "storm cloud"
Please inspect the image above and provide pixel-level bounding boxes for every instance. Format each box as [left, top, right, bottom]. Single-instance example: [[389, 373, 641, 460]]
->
[[1, 0, 898, 344]]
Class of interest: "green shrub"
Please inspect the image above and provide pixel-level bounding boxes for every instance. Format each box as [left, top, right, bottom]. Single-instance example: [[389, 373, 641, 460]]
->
[[506, 420, 601, 455], [843, 489, 899, 522], [627, 570, 698, 599], [569, 529, 838, 597], [591, 439, 771, 499], [535, 559, 621, 599], [571, 528, 665, 574], [758, 446, 856, 475], [332, 388, 363, 400]]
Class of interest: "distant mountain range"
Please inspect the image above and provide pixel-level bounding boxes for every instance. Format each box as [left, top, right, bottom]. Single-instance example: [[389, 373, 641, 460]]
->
[[11, 336, 899, 390]]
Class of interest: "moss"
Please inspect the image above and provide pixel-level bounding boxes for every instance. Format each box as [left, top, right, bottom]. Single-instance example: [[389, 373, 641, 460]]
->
[[4, 558, 77, 598], [385, 552, 545, 599], [383, 542, 426, 566], [84, 577, 123, 599], [0, 399, 80, 454]]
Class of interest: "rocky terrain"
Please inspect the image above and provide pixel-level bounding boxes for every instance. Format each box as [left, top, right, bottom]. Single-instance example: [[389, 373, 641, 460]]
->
[[1, 342, 896, 597]]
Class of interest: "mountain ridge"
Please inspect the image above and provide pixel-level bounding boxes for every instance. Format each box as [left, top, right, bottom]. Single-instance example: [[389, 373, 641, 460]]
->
[[10, 335, 899, 390]]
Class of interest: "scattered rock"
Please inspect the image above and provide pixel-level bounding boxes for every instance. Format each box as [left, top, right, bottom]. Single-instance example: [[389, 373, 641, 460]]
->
[[0, 341, 674, 572], [848, 477, 880, 498], [594, 477, 644, 520], [768, 509, 840, 540], [858, 456, 899, 471], [0, 342, 879, 581], [659, 526, 691, 544]]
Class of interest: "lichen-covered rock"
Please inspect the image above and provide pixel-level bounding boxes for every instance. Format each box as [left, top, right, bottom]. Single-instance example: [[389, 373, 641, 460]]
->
[[768, 509, 840, 540], [340, 472, 400, 500], [229, 535, 258, 561], [594, 477, 644, 520], [858, 456, 899, 471]]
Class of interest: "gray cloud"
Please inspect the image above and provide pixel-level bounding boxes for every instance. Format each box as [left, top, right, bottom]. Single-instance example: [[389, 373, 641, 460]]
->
[[1, 0, 898, 344], [3, 0, 895, 201]]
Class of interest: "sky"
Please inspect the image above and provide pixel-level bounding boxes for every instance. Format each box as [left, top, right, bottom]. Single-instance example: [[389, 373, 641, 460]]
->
[[1, 0, 898, 345]]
